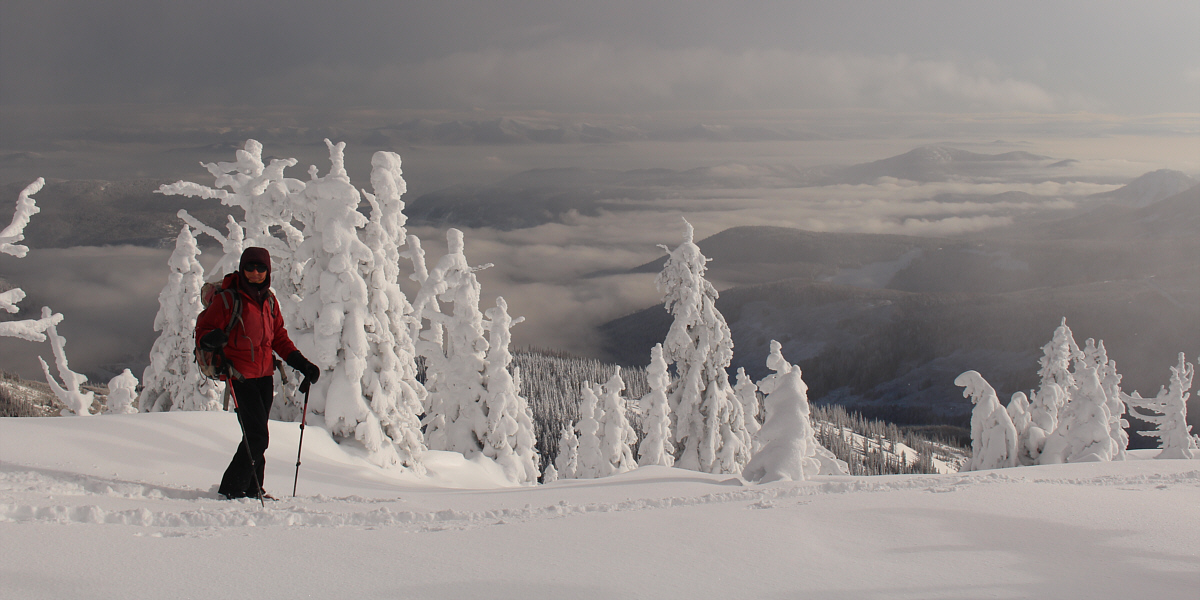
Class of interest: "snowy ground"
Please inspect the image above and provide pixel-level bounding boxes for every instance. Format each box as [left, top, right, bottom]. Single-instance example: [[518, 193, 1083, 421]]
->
[[2, 413, 1198, 599]]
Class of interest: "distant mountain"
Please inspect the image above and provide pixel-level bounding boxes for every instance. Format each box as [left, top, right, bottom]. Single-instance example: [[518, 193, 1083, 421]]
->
[[1024, 182, 1200, 241], [408, 145, 1068, 230], [1089, 169, 1197, 207], [817, 146, 1053, 185]]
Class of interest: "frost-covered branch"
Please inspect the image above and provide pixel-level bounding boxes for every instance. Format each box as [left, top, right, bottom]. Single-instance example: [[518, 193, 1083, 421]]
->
[[37, 307, 94, 416], [0, 178, 43, 257], [0, 178, 66, 343]]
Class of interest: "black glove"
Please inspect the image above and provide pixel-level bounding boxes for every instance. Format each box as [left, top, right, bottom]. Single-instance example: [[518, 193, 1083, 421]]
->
[[286, 351, 320, 391], [198, 329, 228, 351]]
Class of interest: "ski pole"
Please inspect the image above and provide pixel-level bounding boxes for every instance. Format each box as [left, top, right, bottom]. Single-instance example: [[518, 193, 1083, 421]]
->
[[292, 380, 311, 498], [228, 381, 266, 508]]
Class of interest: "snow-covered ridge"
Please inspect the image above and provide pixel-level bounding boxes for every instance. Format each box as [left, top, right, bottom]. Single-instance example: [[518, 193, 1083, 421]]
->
[[0, 411, 1190, 531]]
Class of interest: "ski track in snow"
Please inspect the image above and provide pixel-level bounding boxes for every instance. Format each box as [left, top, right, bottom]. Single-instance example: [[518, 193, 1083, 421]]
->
[[4, 463, 1198, 533]]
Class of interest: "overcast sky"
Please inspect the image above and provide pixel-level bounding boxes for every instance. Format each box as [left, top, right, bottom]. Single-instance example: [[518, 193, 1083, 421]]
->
[[3, 1, 1198, 115]]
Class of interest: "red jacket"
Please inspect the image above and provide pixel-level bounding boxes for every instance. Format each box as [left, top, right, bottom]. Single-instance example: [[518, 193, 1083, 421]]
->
[[195, 273, 299, 380]]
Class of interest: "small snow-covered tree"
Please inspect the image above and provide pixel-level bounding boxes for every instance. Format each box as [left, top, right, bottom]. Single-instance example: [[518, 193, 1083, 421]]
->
[[106, 370, 140, 415], [38, 308, 93, 416], [412, 229, 491, 456], [638, 344, 675, 467], [138, 225, 222, 412], [0, 179, 63, 342], [542, 463, 559, 483], [743, 368, 821, 483], [1007, 392, 1036, 465], [1030, 318, 1080, 434], [554, 425, 579, 479], [574, 383, 606, 479], [758, 340, 848, 475], [656, 218, 750, 474], [956, 371, 1019, 471], [1041, 364, 1116, 464], [735, 367, 761, 450], [481, 297, 539, 484], [1125, 353, 1196, 459], [1081, 339, 1129, 460], [596, 367, 638, 477]]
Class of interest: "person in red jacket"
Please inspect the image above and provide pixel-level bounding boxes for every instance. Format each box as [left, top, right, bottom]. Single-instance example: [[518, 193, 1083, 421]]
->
[[196, 247, 319, 500]]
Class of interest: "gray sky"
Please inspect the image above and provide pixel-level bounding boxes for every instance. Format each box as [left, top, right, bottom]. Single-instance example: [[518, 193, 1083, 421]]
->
[[3, 1, 1198, 114]]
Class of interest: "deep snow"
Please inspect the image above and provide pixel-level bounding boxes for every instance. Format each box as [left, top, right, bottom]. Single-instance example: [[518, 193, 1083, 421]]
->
[[2, 412, 1198, 599]]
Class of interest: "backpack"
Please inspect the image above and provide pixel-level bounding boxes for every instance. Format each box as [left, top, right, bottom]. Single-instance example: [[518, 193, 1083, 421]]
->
[[196, 281, 245, 381]]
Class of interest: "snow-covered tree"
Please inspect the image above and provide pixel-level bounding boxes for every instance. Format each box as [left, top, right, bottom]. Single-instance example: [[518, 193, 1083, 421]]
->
[[1125, 353, 1196, 459], [637, 343, 675, 467], [542, 463, 559, 483], [574, 383, 606, 479], [0, 178, 63, 342], [1081, 339, 1129, 460], [282, 141, 414, 468], [106, 370, 139, 415], [159, 140, 306, 335], [481, 297, 539, 484], [757, 340, 848, 476], [956, 371, 1019, 471], [138, 225, 222, 412], [1006, 392, 1036, 465], [38, 308, 93, 416], [411, 229, 491, 456], [735, 367, 761, 449], [596, 367, 638, 477], [1030, 318, 1080, 434], [655, 218, 750, 474], [1040, 364, 1117, 464], [553, 425, 579, 479], [353, 150, 427, 472], [743, 368, 821, 483]]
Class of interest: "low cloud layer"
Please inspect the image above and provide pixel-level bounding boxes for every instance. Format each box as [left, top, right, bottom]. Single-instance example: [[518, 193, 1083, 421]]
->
[[256, 45, 1073, 114]]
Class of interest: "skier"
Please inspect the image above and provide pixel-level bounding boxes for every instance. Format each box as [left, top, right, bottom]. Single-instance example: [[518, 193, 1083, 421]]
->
[[196, 247, 320, 500]]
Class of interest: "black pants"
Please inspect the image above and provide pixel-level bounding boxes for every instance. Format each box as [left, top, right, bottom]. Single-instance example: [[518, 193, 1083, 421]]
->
[[218, 376, 274, 498]]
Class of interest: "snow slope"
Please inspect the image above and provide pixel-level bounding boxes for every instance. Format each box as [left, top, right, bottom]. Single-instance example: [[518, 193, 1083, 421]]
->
[[2, 413, 1198, 599]]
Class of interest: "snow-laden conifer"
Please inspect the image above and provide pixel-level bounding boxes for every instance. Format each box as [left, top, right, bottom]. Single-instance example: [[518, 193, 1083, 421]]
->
[[1125, 353, 1197, 459], [481, 297, 539, 484], [637, 344, 675, 467], [1081, 339, 1129, 460], [542, 463, 559, 483], [138, 225, 222, 412], [1030, 318, 1079, 434], [743, 368, 821, 483], [288, 141, 412, 468], [554, 425, 579, 479], [655, 218, 750, 474], [756, 341, 848, 475], [159, 139, 304, 316], [38, 308, 93, 416], [1006, 391, 1036, 465], [412, 229, 491, 456], [1041, 364, 1117, 464], [596, 367, 638, 477], [956, 371, 1019, 470], [574, 383, 606, 479], [735, 367, 761, 449], [0, 179, 63, 342], [106, 370, 139, 415], [354, 150, 427, 471]]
